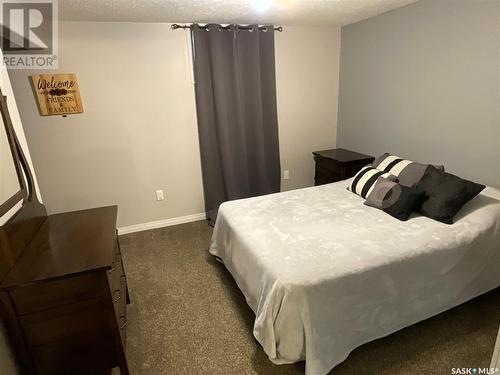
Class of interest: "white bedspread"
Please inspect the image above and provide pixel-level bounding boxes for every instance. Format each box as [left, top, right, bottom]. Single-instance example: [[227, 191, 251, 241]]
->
[[209, 180, 500, 375]]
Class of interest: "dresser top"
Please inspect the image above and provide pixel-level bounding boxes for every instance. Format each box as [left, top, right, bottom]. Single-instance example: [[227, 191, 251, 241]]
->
[[313, 148, 374, 163], [0, 206, 117, 289]]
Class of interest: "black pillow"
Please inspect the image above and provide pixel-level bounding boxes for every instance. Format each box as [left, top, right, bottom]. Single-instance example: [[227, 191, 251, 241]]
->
[[415, 166, 485, 224], [365, 177, 423, 221]]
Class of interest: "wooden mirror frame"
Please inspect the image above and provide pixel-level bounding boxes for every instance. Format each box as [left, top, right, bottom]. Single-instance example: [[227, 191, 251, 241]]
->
[[0, 88, 46, 282], [0, 90, 27, 217]]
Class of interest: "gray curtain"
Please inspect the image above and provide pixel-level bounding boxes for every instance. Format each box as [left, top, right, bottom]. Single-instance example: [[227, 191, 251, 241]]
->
[[192, 24, 281, 225]]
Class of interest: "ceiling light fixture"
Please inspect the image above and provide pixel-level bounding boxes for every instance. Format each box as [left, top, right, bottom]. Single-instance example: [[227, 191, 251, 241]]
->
[[251, 0, 272, 13]]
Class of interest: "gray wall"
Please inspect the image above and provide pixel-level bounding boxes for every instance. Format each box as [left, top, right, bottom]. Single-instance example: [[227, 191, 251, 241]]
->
[[337, 0, 500, 188], [9, 22, 340, 228], [9, 22, 205, 228]]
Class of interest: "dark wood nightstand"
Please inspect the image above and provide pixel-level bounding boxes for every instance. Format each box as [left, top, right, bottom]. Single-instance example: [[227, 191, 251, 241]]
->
[[313, 148, 374, 186]]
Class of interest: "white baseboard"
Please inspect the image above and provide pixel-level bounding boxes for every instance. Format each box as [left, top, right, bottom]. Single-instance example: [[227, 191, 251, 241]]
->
[[491, 325, 500, 370], [117, 212, 206, 235]]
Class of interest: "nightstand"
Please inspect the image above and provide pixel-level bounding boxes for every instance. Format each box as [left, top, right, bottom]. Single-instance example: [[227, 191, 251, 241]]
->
[[312, 148, 374, 186]]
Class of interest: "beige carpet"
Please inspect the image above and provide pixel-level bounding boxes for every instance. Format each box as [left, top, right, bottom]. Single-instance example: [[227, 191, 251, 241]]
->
[[118, 221, 500, 375]]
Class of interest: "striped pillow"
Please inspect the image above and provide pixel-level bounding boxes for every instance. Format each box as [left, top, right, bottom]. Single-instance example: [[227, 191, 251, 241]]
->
[[372, 153, 444, 187], [348, 166, 397, 199]]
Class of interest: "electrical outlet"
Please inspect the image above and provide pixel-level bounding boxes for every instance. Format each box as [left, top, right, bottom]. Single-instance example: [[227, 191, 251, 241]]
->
[[283, 170, 290, 180], [156, 189, 165, 201]]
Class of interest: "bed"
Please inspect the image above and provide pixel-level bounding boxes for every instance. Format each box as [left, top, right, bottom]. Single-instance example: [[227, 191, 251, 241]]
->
[[209, 179, 500, 375]]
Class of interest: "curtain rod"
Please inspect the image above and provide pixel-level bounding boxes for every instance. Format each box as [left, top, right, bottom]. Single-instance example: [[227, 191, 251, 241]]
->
[[171, 24, 283, 32]]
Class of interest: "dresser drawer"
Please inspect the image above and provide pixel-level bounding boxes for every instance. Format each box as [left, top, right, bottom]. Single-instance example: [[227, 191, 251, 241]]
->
[[10, 273, 106, 316], [112, 274, 127, 319], [108, 248, 127, 349], [20, 298, 110, 347], [107, 244, 125, 299], [31, 328, 117, 375], [110, 277, 126, 316], [109, 274, 128, 350], [107, 253, 123, 291], [118, 311, 127, 351]]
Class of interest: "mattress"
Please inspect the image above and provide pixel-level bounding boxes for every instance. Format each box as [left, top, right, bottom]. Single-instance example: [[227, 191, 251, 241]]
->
[[209, 179, 500, 375]]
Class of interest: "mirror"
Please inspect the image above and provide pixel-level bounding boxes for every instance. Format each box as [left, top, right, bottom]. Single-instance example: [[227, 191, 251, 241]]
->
[[0, 91, 25, 217], [1, 115, 20, 200]]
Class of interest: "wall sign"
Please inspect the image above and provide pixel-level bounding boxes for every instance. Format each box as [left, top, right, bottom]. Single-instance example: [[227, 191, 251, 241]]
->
[[30, 73, 84, 116]]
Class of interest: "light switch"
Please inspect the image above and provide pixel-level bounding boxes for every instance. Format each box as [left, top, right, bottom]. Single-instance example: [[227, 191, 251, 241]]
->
[[156, 189, 165, 201], [283, 170, 290, 180]]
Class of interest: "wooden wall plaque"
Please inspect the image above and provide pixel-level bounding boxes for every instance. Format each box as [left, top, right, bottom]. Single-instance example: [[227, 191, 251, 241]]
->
[[30, 73, 84, 116]]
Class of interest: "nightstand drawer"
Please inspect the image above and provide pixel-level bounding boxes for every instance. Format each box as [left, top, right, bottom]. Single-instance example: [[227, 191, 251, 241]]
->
[[342, 162, 371, 178], [312, 148, 374, 186], [314, 156, 338, 171], [314, 163, 341, 185]]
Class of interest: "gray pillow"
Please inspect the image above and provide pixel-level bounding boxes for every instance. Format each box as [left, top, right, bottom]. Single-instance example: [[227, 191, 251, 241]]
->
[[365, 176, 424, 221], [372, 153, 444, 187]]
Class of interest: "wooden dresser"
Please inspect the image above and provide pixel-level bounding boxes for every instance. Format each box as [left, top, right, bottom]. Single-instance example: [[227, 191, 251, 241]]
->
[[313, 148, 374, 186], [0, 206, 130, 374]]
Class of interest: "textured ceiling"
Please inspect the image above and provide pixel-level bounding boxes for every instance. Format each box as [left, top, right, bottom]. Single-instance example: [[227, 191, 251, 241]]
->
[[59, 0, 419, 26]]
